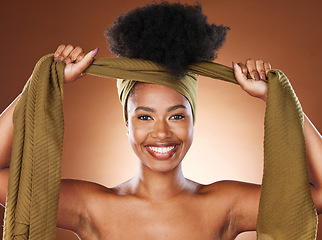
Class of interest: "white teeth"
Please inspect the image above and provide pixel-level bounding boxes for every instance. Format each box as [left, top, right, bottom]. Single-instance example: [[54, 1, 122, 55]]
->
[[148, 146, 175, 154]]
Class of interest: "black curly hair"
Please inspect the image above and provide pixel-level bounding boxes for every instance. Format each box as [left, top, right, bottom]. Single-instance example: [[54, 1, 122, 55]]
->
[[105, 2, 230, 78]]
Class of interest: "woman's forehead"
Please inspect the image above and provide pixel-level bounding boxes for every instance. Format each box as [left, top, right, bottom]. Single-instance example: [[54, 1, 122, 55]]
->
[[128, 82, 191, 108]]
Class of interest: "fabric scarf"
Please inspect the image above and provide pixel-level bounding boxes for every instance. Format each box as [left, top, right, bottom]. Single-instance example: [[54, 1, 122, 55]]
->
[[3, 54, 317, 239], [116, 68, 198, 123]]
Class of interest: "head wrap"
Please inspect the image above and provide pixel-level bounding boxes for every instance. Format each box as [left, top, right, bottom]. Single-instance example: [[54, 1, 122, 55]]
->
[[117, 72, 198, 123]]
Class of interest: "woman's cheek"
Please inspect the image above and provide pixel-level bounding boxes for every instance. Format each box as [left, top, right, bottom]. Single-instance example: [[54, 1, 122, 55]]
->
[[130, 125, 151, 143]]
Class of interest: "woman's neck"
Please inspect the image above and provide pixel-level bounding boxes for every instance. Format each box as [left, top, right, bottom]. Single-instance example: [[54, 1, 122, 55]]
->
[[128, 163, 194, 202]]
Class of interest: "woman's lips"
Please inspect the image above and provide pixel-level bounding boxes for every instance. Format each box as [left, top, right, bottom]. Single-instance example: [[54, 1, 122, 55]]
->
[[145, 145, 178, 160]]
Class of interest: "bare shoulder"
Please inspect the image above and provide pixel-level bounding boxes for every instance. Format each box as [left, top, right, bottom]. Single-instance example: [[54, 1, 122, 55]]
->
[[57, 178, 117, 237], [192, 180, 260, 215], [60, 178, 117, 207], [61, 178, 116, 195], [196, 180, 261, 236], [200, 180, 261, 216], [59, 178, 120, 219], [197, 179, 260, 196]]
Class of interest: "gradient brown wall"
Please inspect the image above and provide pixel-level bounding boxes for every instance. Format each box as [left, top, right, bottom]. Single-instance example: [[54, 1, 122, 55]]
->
[[0, 1, 321, 239]]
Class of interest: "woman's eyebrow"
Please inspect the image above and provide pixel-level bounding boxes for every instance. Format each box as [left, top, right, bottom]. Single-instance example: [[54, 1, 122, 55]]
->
[[135, 105, 186, 112], [167, 105, 187, 112], [135, 106, 155, 112]]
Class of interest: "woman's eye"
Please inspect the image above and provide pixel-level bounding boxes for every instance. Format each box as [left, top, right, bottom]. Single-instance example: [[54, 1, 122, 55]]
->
[[138, 115, 152, 120], [169, 114, 185, 120]]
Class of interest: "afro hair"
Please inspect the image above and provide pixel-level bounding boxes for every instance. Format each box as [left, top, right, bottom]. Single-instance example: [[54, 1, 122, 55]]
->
[[105, 2, 230, 78]]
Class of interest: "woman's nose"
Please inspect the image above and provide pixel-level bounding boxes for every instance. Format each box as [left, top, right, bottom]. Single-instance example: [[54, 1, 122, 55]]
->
[[151, 119, 172, 140]]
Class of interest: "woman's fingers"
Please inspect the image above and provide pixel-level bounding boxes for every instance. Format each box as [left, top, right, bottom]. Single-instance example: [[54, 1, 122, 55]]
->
[[54, 44, 99, 83], [244, 59, 271, 81], [232, 59, 270, 102], [246, 59, 260, 81], [63, 47, 99, 83], [54, 44, 85, 63], [55, 44, 74, 62], [54, 44, 66, 61], [264, 62, 272, 75], [73, 48, 99, 74], [233, 62, 248, 89], [255, 60, 267, 81], [75, 52, 86, 63], [237, 62, 248, 77], [64, 46, 83, 64]]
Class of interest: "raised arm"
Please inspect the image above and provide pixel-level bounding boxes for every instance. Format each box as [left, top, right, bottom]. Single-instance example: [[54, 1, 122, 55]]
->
[[233, 59, 322, 212], [230, 60, 322, 234], [304, 113, 322, 213], [0, 95, 20, 207], [0, 45, 99, 236]]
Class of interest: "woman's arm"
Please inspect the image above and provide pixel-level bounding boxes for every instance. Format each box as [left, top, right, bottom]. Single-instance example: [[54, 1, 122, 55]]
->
[[305, 113, 322, 213], [228, 59, 322, 235], [0, 45, 99, 235], [0, 95, 20, 207], [233, 59, 322, 212]]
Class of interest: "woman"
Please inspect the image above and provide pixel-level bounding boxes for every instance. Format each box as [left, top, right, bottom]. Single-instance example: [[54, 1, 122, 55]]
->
[[1, 2, 321, 240]]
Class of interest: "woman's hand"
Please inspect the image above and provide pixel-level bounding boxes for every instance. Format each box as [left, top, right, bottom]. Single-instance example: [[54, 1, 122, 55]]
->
[[233, 59, 271, 102], [53, 44, 99, 83]]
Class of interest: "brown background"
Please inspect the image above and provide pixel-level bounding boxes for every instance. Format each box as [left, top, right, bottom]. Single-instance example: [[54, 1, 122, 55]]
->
[[0, 0, 321, 239]]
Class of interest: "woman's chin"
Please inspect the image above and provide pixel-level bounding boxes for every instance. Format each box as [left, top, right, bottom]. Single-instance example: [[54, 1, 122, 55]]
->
[[142, 159, 182, 174]]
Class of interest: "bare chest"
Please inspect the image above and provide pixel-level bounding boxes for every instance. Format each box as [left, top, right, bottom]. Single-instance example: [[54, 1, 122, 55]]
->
[[87, 196, 229, 240]]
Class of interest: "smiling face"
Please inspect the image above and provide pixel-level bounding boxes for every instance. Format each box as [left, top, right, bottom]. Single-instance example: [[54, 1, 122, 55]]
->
[[126, 83, 194, 173]]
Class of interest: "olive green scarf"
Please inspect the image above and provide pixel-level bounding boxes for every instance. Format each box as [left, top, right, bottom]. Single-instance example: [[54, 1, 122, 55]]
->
[[3, 54, 317, 239]]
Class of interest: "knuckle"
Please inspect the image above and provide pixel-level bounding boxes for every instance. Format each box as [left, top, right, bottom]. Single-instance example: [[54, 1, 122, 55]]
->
[[75, 54, 85, 63], [237, 62, 246, 70], [60, 52, 66, 58], [250, 69, 258, 75], [67, 55, 74, 61], [237, 62, 246, 69], [241, 68, 248, 75], [71, 47, 83, 59], [259, 69, 266, 74], [74, 46, 83, 52]]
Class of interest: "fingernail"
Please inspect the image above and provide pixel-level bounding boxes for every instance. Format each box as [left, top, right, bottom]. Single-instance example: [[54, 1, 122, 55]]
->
[[91, 48, 99, 57], [254, 74, 260, 81], [232, 61, 235, 70], [261, 74, 267, 81], [54, 57, 59, 62], [63, 59, 69, 64]]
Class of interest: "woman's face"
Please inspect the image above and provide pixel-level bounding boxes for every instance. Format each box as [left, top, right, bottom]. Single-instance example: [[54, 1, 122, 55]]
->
[[127, 83, 194, 173]]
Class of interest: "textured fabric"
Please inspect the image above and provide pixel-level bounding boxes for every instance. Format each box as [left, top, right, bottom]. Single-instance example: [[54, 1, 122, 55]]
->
[[3, 56, 65, 239], [116, 71, 198, 123], [3, 54, 318, 239]]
